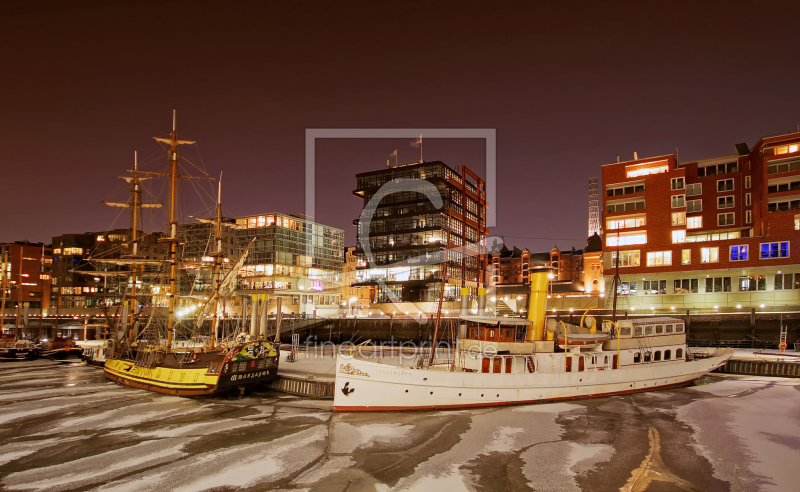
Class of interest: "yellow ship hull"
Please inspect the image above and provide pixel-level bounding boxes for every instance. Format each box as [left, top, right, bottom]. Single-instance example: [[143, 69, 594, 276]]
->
[[104, 358, 223, 396], [103, 341, 280, 396]]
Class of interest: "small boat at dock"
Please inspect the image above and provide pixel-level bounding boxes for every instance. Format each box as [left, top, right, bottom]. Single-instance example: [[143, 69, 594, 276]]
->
[[0, 335, 38, 361]]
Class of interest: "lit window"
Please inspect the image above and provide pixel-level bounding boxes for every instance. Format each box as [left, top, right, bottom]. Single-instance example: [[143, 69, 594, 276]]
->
[[773, 144, 800, 155], [730, 245, 748, 261], [701, 247, 719, 263], [626, 162, 669, 178], [673, 278, 698, 294], [739, 275, 766, 291], [795, 214, 800, 230], [257, 216, 266, 227], [606, 216, 645, 230], [671, 212, 685, 226], [682, 249, 691, 265], [606, 233, 647, 247], [611, 250, 640, 267], [760, 242, 789, 259], [672, 230, 686, 243], [687, 216, 702, 229], [671, 195, 685, 208], [646, 251, 672, 266], [642, 280, 666, 294], [686, 231, 740, 242], [63, 247, 83, 256], [53, 248, 61, 255]]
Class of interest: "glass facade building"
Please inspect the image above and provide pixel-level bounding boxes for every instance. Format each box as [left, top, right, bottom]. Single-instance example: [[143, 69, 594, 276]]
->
[[234, 213, 344, 313], [353, 161, 489, 303]]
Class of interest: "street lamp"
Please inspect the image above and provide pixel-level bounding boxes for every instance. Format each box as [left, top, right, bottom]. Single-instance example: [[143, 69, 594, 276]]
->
[[349, 297, 357, 315]]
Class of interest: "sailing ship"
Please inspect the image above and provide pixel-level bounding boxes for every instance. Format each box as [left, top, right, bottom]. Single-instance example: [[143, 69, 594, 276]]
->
[[333, 268, 733, 411], [100, 112, 279, 396]]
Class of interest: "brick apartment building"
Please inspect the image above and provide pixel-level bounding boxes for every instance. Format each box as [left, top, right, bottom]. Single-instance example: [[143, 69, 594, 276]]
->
[[485, 236, 604, 315], [601, 129, 800, 309], [0, 242, 53, 320], [550, 234, 605, 297], [51, 229, 162, 311]]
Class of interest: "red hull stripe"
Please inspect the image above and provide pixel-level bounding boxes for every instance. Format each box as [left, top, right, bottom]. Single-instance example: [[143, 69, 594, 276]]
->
[[333, 379, 696, 412]]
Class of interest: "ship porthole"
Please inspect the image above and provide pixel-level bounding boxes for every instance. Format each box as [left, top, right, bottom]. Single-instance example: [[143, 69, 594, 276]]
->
[[481, 394, 484, 397], [496, 394, 499, 397], [430, 391, 433, 395], [458, 393, 462, 396], [405, 389, 408, 393]]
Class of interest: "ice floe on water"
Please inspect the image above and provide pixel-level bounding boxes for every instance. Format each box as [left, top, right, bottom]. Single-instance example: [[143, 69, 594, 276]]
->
[[98, 425, 327, 492], [3, 437, 197, 491], [387, 464, 469, 492], [2, 363, 799, 491], [676, 376, 800, 491], [131, 418, 261, 438], [49, 399, 201, 432], [564, 442, 614, 475], [483, 426, 524, 453]]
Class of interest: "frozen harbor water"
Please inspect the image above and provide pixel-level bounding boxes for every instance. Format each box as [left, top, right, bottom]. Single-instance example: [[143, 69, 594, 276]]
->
[[0, 361, 798, 491]]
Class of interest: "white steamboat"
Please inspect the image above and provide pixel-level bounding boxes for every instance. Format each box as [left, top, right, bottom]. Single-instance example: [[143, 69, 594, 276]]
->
[[333, 270, 733, 412]]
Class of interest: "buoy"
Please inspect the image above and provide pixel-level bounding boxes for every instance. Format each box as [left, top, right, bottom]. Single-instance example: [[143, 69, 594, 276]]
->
[[64, 345, 71, 352], [779, 342, 787, 350]]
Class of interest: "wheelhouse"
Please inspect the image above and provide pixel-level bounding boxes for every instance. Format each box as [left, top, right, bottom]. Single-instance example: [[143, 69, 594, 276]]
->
[[460, 315, 530, 342]]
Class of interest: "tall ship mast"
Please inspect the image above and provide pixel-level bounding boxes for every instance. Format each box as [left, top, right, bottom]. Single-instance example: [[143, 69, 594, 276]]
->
[[101, 111, 280, 396], [99, 151, 164, 337]]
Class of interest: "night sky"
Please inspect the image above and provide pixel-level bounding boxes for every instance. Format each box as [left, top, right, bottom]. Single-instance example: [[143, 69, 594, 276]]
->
[[2, 1, 799, 252]]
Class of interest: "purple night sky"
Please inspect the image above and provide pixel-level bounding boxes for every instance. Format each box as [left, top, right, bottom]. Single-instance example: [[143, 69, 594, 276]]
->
[[2, 1, 799, 253]]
